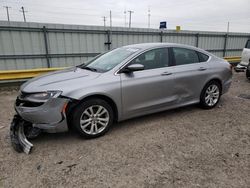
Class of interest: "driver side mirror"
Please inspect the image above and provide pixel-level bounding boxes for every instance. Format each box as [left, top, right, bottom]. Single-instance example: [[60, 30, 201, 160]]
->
[[123, 64, 144, 73]]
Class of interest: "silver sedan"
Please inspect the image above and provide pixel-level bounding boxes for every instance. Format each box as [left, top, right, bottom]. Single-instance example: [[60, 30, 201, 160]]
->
[[11, 43, 232, 153]]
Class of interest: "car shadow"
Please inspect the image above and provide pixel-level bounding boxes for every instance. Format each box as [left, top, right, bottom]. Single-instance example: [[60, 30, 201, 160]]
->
[[30, 100, 225, 145], [111, 105, 199, 132]]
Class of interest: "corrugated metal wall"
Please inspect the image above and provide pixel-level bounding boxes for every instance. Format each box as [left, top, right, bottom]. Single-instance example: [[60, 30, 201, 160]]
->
[[0, 21, 249, 70]]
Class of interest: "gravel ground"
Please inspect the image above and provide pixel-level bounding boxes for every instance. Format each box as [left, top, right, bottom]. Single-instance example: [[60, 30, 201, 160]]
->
[[0, 72, 250, 188]]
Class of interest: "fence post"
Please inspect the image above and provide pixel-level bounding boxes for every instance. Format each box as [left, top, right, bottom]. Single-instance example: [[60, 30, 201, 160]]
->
[[223, 34, 228, 57], [159, 31, 163, 42], [196, 33, 199, 47], [105, 30, 111, 50], [42, 26, 50, 68]]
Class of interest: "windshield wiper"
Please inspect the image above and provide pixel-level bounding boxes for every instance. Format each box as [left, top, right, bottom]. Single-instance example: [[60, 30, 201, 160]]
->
[[80, 66, 98, 72]]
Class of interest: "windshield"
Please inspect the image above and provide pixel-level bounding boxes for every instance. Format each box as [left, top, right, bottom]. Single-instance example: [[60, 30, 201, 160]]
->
[[79, 47, 140, 72]]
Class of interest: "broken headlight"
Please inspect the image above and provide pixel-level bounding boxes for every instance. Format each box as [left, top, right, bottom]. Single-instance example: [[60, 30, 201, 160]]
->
[[23, 91, 62, 103]]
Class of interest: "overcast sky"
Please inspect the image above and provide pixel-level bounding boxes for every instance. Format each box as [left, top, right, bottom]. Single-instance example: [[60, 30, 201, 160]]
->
[[0, 0, 249, 33]]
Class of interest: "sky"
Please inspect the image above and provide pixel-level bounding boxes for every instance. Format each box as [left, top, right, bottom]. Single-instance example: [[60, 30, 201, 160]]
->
[[0, 0, 250, 33]]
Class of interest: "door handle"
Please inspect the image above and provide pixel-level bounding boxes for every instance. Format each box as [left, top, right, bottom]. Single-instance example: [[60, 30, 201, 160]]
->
[[198, 67, 207, 71], [161, 72, 172, 76]]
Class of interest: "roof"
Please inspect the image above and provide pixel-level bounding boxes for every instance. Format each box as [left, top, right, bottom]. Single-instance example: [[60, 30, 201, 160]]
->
[[124, 43, 173, 49], [123, 42, 215, 57]]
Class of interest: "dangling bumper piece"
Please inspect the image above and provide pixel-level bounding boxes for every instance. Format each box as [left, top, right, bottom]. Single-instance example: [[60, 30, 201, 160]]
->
[[10, 115, 33, 154]]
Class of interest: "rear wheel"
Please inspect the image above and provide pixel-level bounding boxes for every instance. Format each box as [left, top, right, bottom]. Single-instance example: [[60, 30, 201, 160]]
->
[[246, 68, 250, 80], [72, 98, 114, 138], [200, 81, 221, 109]]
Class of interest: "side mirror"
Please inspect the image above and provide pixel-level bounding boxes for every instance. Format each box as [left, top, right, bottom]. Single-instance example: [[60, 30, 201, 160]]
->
[[123, 64, 144, 73]]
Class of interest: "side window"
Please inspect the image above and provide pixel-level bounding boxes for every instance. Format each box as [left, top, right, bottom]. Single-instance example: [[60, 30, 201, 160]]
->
[[173, 47, 199, 65], [245, 40, 250, 49], [130, 48, 169, 70], [197, 52, 209, 62]]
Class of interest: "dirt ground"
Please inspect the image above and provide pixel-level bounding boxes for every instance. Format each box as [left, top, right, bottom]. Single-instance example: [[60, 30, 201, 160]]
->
[[0, 72, 249, 188]]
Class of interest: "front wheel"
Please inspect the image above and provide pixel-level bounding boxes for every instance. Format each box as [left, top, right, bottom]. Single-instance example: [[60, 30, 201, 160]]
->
[[200, 81, 221, 109], [72, 98, 114, 139]]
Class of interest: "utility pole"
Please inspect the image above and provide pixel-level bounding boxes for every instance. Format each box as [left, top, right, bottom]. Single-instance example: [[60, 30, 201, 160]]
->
[[124, 10, 127, 27], [227, 21, 230, 33], [102, 16, 106, 28], [20, 6, 27, 22], [109, 10, 112, 48], [128, 10, 133, 28], [3, 6, 11, 22], [148, 7, 151, 28], [109, 10, 112, 29]]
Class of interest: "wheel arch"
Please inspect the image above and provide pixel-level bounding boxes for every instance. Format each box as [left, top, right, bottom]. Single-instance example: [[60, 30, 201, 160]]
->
[[199, 78, 222, 109], [200, 77, 223, 101], [203, 78, 223, 92], [67, 94, 119, 123]]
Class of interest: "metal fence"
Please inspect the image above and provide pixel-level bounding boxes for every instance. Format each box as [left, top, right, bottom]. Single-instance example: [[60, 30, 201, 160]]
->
[[0, 21, 249, 70]]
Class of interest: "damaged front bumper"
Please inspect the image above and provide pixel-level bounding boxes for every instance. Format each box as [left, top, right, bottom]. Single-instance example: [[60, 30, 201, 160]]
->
[[10, 97, 70, 154], [10, 115, 34, 154]]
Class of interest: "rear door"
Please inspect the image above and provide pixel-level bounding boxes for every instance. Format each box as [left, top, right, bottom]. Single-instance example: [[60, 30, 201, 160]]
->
[[120, 48, 177, 119], [170, 47, 211, 104]]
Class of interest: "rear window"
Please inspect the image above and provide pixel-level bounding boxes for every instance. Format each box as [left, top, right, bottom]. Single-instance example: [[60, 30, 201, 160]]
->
[[173, 47, 199, 65], [245, 40, 250, 49], [198, 52, 209, 62]]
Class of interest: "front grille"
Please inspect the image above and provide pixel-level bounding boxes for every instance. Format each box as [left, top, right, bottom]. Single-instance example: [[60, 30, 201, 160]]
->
[[16, 92, 44, 107], [15, 98, 44, 107]]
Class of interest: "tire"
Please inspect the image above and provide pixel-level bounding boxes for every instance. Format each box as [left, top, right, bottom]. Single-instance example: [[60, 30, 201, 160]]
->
[[24, 126, 42, 140], [200, 80, 221, 109], [72, 98, 114, 139], [246, 68, 250, 80]]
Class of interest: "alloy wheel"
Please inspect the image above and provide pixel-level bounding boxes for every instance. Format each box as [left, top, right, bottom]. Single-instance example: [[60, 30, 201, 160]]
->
[[205, 84, 220, 106], [80, 105, 110, 135]]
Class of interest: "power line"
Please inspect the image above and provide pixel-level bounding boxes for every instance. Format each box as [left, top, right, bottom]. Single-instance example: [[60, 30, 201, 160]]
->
[[20, 6, 27, 22], [127, 10, 133, 28], [3, 6, 11, 22], [0, 0, 121, 13]]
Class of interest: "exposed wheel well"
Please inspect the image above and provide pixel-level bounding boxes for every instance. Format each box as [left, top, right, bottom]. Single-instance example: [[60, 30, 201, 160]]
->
[[205, 78, 222, 91], [67, 95, 118, 123]]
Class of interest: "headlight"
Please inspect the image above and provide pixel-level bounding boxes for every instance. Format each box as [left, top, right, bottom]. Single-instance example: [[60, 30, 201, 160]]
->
[[24, 91, 62, 103]]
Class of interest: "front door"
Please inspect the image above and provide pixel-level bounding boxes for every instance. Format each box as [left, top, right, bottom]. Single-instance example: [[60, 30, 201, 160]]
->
[[120, 48, 177, 119]]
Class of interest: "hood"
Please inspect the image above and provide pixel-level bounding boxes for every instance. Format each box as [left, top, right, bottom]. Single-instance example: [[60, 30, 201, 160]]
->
[[21, 67, 101, 94]]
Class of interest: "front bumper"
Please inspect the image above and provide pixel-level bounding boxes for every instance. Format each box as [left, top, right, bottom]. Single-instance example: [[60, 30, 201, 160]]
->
[[11, 97, 70, 154], [15, 97, 69, 133]]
